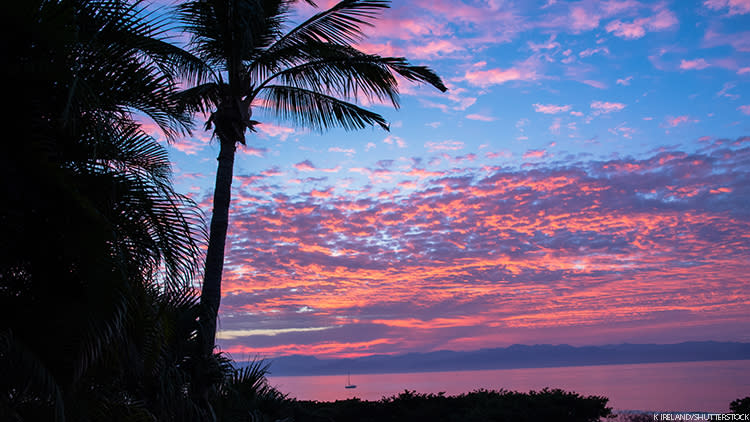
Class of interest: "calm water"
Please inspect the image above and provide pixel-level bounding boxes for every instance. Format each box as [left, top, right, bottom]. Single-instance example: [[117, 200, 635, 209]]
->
[[267, 360, 750, 412]]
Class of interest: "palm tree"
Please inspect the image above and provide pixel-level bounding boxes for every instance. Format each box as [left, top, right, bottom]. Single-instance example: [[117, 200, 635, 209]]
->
[[176, 0, 447, 358], [1, 0, 210, 419]]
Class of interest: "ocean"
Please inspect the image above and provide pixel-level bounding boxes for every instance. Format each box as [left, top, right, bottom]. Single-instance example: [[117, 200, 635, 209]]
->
[[267, 359, 750, 412]]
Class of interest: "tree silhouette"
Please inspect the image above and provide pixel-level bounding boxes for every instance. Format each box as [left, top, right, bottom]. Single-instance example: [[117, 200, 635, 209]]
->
[[1, 1, 211, 419]]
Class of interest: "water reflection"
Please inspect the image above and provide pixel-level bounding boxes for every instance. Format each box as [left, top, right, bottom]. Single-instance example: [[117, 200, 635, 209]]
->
[[267, 360, 750, 412]]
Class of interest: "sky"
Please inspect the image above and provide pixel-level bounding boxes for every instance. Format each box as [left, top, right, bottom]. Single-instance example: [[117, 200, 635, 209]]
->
[[150, 0, 750, 359]]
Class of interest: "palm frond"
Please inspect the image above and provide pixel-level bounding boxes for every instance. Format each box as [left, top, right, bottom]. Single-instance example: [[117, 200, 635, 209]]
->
[[61, 0, 199, 139], [70, 121, 206, 290], [178, 0, 287, 69], [0, 330, 65, 422], [269, 0, 389, 52], [259, 84, 389, 131], [176, 82, 223, 115], [255, 42, 446, 110], [89, 0, 213, 86]]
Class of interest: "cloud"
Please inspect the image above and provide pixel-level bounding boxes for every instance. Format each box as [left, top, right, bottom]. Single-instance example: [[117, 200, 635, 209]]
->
[[384, 135, 407, 148], [665, 115, 695, 127], [569, 6, 601, 32], [409, 39, 465, 59], [215, 139, 750, 357], [464, 67, 538, 87], [717, 82, 740, 99], [522, 149, 547, 159], [609, 122, 637, 139], [591, 101, 626, 113], [217, 326, 333, 340], [703, 29, 750, 52], [294, 160, 317, 172], [243, 146, 267, 157], [579, 47, 610, 58], [704, 0, 750, 15], [738, 105, 750, 115], [616, 76, 633, 85], [257, 123, 296, 140], [466, 113, 496, 122], [329, 147, 356, 156], [605, 9, 678, 39], [533, 104, 572, 114], [680, 59, 711, 70], [582, 80, 608, 89], [549, 118, 562, 135], [425, 140, 465, 152], [170, 137, 206, 155], [528, 35, 561, 52]]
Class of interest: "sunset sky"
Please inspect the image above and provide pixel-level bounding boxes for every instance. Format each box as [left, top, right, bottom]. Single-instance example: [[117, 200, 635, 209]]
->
[[153, 0, 750, 359]]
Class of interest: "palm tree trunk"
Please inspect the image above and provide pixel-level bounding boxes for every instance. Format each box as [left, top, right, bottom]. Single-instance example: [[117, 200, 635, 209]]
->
[[199, 134, 236, 356]]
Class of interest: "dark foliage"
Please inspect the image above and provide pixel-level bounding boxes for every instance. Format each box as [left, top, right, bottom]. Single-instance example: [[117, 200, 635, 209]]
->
[[0, 1, 286, 420], [289, 388, 613, 422], [731, 396, 750, 413]]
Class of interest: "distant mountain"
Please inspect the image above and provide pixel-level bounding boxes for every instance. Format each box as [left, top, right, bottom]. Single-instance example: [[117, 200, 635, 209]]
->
[[257, 341, 750, 376]]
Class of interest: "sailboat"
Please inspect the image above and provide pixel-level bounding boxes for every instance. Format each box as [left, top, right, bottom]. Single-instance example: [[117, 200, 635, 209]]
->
[[344, 372, 357, 389]]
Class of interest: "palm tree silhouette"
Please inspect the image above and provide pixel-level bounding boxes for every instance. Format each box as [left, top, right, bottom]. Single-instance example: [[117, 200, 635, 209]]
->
[[1, 0, 208, 418], [176, 0, 447, 363]]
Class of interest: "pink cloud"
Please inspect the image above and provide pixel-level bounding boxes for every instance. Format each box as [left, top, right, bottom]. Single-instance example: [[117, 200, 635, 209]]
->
[[533, 104, 572, 114], [425, 140, 465, 152], [616, 76, 633, 85], [257, 123, 295, 140], [409, 39, 464, 59], [329, 147, 355, 156], [466, 113, 496, 122], [549, 118, 562, 135], [383, 135, 407, 148], [464, 67, 538, 87], [738, 105, 750, 115], [570, 6, 600, 32], [486, 150, 512, 159], [600, 0, 641, 16], [294, 160, 316, 172], [591, 101, 626, 113], [704, 0, 750, 15], [528, 35, 560, 52], [648, 9, 680, 30], [605, 9, 678, 39], [680, 58, 711, 70], [415, 0, 520, 26], [579, 47, 610, 58], [261, 167, 283, 177], [738, 67, 750, 74], [171, 137, 206, 155], [717, 82, 739, 99], [703, 29, 750, 52], [243, 146, 267, 157], [583, 80, 608, 89], [361, 16, 444, 42], [606, 21, 643, 39], [666, 115, 693, 127], [609, 123, 636, 139], [357, 41, 402, 58], [523, 149, 547, 159]]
